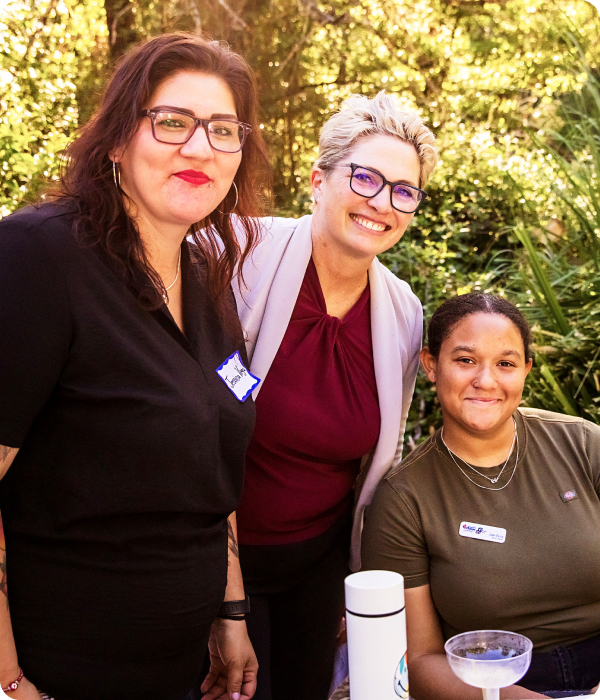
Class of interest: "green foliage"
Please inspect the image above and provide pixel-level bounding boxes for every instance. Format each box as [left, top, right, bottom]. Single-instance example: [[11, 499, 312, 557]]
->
[[78, 0, 600, 216], [497, 57, 600, 425], [507, 226, 600, 423], [0, 0, 107, 215]]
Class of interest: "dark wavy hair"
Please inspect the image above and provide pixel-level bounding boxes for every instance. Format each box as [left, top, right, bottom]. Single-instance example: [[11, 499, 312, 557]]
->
[[54, 32, 272, 312], [427, 293, 532, 361]]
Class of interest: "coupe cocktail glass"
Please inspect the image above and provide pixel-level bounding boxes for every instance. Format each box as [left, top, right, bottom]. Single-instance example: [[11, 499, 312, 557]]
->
[[445, 630, 533, 700]]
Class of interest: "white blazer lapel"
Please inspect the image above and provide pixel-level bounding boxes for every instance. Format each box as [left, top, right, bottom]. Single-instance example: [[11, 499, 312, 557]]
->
[[247, 216, 313, 398], [364, 258, 405, 482]]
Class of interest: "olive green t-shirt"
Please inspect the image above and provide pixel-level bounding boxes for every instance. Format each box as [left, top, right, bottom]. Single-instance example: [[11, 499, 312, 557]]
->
[[361, 408, 600, 652]]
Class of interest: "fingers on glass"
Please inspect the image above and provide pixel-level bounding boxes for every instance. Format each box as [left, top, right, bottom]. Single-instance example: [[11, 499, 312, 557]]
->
[[144, 109, 250, 153], [349, 164, 425, 213]]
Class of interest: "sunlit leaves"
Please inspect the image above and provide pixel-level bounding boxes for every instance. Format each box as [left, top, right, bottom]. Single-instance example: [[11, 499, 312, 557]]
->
[[0, 0, 107, 214]]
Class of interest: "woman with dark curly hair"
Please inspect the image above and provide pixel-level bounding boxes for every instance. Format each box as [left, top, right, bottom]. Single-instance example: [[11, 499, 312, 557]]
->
[[0, 33, 270, 700]]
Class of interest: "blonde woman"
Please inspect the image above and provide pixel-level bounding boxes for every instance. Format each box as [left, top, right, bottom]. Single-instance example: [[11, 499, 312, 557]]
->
[[232, 92, 438, 700]]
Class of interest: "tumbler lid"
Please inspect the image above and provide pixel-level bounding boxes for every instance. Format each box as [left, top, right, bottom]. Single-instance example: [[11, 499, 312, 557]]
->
[[345, 570, 405, 616]]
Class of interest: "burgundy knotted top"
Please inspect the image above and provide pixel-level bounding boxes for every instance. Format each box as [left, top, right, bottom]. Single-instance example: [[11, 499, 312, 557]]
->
[[237, 258, 381, 545]]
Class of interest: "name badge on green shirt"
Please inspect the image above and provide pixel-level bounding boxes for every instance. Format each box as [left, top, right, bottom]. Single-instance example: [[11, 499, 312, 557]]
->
[[459, 521, 506, 543]]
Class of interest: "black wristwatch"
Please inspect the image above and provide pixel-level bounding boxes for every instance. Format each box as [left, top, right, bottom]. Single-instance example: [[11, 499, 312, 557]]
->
[[216, 595, 251, 620]]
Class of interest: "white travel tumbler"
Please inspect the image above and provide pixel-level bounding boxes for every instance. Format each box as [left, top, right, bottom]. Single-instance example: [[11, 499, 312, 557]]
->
[[345, 570, 408, 700]]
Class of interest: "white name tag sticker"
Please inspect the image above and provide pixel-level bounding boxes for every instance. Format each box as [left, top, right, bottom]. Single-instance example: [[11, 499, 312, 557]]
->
[[216, 351, 260, 402], [459, 521, 506, 544]]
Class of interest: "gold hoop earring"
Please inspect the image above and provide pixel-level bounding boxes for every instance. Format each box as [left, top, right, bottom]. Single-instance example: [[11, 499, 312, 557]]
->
[[112, 161, 121, 189], [218, 182, 238, 215]]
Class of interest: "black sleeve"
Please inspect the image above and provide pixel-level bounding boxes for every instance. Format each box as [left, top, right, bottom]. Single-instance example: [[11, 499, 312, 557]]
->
[[0, 213, 72, 447]]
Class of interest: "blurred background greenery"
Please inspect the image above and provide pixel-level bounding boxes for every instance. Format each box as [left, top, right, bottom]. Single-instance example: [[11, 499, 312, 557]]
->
[[2, 0, 600, 445]]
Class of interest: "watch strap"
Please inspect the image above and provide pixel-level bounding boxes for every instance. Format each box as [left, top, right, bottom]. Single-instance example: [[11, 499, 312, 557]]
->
[[217, 595, 250, 618]]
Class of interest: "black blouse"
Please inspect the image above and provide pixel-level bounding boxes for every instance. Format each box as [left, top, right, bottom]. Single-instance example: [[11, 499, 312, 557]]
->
[[0, 202, 255, 700]]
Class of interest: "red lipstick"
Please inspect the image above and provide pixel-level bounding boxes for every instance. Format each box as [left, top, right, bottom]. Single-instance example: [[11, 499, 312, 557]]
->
[[174, 170, 212, 185]]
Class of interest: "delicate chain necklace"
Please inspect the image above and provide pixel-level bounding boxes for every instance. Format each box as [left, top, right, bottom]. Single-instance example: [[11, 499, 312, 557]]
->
[[440, 418, 519, 491], [444, 418, 517, 484], [162, 248, 182, 304]]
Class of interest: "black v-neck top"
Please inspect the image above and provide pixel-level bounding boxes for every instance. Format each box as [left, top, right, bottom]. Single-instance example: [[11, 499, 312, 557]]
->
[[0, 202, 255, 700]]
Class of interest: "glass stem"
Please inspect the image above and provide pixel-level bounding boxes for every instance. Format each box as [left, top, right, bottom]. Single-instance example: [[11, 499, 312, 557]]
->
[[482, 688, 500, 700]]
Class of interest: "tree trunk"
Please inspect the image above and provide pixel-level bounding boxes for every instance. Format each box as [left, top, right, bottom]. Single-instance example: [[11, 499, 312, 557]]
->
[[103, 0, 140, 64]]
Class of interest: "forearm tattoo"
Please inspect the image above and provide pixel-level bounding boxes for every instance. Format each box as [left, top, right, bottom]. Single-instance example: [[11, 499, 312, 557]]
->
[[0, 511, 7, 606], [0, 445, 14, 608], [227, 520, 239, 559], [0, 445, 15, 463]]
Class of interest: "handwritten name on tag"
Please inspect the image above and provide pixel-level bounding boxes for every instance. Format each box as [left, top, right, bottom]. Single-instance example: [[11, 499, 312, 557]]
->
[[216, 351, 260, 402], [459, 521, 506, 544]]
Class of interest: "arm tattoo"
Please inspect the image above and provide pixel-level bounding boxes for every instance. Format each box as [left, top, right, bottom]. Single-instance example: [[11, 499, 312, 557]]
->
[[227, 520, 239, 559], [0, 445, 15, 463], [0, 448, 14, 607], [0, 511, 7, 606]]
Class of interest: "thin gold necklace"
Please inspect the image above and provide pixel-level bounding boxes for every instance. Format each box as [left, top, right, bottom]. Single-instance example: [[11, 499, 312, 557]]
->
[[162, 248, 182, 305], [440, 418, 519, 491]]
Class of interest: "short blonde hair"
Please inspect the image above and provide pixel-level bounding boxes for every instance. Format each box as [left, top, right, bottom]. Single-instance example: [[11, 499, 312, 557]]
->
[[315, 91, 438, 188]]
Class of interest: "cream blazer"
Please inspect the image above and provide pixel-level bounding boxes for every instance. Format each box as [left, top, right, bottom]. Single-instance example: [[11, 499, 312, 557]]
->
[[233, 215, 422, 570]]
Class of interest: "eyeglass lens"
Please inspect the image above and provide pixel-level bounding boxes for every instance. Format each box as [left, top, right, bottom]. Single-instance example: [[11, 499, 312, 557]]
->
[[152, 111, 244, 152], [351, 166, 423, 212]]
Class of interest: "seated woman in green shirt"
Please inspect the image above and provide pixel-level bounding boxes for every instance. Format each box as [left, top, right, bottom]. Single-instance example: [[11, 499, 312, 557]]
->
[[362, 292, 600, 700]]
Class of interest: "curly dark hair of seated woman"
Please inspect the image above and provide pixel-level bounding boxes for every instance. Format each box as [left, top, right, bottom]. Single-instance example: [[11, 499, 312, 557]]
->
[[44, 32, 272, 318], [427, 292, 532, 361]]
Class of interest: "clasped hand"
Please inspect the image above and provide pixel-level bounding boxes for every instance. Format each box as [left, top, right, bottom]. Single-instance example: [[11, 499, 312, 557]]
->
[[201, 617, 258, 700]]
